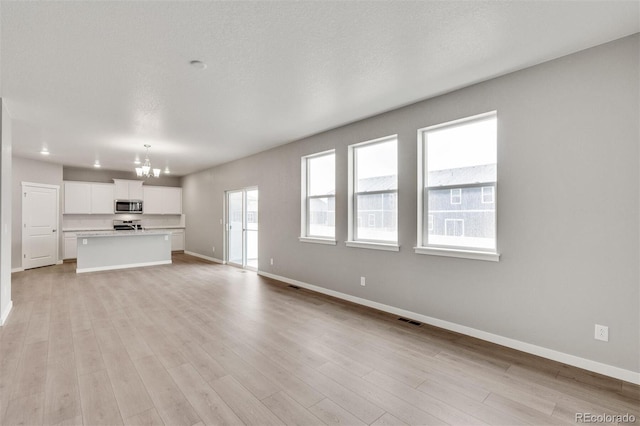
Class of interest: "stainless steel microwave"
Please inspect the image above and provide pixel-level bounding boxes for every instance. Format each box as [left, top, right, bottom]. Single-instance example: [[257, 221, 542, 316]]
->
[[114, 200, 143, 214]]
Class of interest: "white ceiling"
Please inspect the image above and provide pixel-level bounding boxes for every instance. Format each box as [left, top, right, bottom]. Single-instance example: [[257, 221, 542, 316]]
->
[[1, 1, 638, 177]]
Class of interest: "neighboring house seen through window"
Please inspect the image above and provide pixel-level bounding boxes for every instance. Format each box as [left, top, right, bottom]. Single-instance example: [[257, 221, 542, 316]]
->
[[417, 112, 498, 259], [301, 150, 335, 242], [347, 135, 398, 249]]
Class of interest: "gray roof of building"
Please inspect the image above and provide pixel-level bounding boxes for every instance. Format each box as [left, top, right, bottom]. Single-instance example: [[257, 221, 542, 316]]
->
[[353, 164, 496, 192], [428, 164, 496, 187], [357, 175, 397, 192]]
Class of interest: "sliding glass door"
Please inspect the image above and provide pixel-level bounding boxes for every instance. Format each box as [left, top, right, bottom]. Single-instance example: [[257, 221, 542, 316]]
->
[[245, 189, 258, 269], [226, 187, 258, 270]]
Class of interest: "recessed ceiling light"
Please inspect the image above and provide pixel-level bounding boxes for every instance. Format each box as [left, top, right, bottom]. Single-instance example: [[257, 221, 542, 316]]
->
[[40, 149, 50, 155], [164, 168, 171, 174], [190, 60, 207, 70], [134, 159, 141, 165], [94, 161, 101, 168]]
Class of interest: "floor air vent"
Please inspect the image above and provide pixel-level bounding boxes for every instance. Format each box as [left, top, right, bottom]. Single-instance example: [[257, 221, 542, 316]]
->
[[398, 317, 422, 326], [288, 285, 300, 289]]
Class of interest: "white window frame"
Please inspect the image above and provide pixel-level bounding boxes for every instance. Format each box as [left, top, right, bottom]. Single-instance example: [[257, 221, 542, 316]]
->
[[415, 111, 499, 262], [444, 218, 464, 236], [481, 186, 495, 204], [346, 135, 399, 252], [450, 188, 462, 204], [299, 149, 337, 245]]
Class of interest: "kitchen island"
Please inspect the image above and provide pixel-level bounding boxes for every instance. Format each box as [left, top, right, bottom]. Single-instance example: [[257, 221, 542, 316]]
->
[[76, 230, 172, 273]]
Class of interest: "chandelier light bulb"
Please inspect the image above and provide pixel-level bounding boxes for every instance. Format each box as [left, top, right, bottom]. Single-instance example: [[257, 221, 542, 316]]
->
[[135, 144, 161, 178]]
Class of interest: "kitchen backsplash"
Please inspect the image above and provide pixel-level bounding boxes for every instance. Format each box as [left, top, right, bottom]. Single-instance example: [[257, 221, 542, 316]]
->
[[63, 214, 186, 230]]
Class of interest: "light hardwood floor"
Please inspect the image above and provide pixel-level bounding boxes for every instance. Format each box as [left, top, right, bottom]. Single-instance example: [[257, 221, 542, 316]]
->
[[1, 253, 638, 425]]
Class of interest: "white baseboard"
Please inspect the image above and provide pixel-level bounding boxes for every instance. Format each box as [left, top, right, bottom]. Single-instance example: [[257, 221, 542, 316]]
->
[[258, 271, 640, 385], [184, 251, 225, 264], [76, 260, 172, 274], [0, 300, 13, 326]]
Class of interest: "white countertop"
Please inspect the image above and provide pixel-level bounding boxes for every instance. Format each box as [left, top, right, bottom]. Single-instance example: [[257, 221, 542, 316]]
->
[[76, 230, 172, 237], [63, 228, 112, 232], [145, 226, 185, 230], [63, 226, 185, 232]]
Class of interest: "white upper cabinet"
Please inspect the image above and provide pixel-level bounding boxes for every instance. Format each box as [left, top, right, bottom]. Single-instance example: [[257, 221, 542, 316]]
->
[[113, 179, 143, 200], [91, 183, 115, 214], [64, 182, 115, 214], [65, 180, 181, 215], [143, 186, 182, 215], [142, 186, 164, 214], [64, 182, 92, 214], [164, 187, 182, 215]]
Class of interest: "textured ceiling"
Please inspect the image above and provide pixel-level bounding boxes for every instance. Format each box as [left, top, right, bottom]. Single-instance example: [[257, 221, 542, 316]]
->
[[1, 1, 638, 176]]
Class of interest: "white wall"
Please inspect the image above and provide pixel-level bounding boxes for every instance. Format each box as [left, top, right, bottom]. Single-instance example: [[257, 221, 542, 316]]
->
[[11, 156, 63, 270], [1, 99, 13, 325], [183, 35, 640, 381]]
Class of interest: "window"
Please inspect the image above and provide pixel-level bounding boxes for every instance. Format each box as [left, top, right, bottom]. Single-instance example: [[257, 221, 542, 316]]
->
[[450, 188, 462, 204], [300, 150, 335, 243], [481, 186, 494, 204], [445, 219, 464, 237], [416, 111, 498, 261], [347, 135, 398, 251]]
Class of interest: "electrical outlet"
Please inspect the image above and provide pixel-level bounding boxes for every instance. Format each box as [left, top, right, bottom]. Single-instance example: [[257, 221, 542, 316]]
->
[[594, 324, 609, 342], [212, 246, 215, 253], [270, 258, 274, 266], [82, 239, 87, 245], [360, 276, 366, 286]]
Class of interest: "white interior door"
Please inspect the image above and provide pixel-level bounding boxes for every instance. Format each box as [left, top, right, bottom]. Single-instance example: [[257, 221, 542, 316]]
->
[[225, 187, 258, 270], [22, 183, 59, 269]]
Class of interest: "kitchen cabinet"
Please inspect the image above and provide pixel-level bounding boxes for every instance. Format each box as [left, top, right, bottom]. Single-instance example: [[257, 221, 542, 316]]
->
[[151, 228, 185, 251], [143, 186, 182, 215], [114, 179, 143, 200], [76, 231, 171, 273], [164, 187, 182, 214], [63, 232, 77, 259], [91, 183, 115, 214], [64, 230, 114, 259], [171, 229, 185, 251], [64, 182, 114, 214], [64, 182, 91, 214]]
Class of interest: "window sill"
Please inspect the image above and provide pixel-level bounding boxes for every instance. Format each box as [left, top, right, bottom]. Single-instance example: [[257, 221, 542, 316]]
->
[[345, 241, 400, 252], [299, 237, 337, 245], [414, 246, 500, 262]]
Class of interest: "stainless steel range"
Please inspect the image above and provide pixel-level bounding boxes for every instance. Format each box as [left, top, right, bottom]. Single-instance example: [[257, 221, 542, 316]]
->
[[113, 219, 142, 231]]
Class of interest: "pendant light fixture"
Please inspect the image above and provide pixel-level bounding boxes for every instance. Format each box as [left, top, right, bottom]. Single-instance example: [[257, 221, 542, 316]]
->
[[135, 144, 161, 178]]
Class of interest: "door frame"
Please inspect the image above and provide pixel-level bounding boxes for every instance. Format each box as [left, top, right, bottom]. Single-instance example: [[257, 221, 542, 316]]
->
[[224, 186, 258, 270], [21, 182, 60, 269]]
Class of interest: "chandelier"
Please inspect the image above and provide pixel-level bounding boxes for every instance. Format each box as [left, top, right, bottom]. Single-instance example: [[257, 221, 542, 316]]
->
[[135, 144, 161, 178]]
